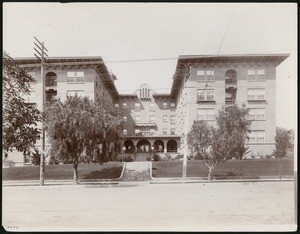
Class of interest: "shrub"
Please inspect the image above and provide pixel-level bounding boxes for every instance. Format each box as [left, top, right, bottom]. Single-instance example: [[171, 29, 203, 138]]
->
[[120, 154, 135, 162], [153, 153, 161, 161], [49, 154, 59, 165], [173, 154, 184, 161], [162, 153, 172, 161], [146, 155, 153, 161]]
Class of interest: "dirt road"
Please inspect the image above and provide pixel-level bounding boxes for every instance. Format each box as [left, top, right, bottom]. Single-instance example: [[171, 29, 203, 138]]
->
[[2, 181, 296, 231]]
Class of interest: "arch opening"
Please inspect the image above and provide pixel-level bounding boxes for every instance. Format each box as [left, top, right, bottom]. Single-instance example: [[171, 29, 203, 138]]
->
[[167, 140, 177, 153], [154, 140, 164, 152], [45, 72, 57, 87], [124, 140, 135, 153], [225, 69, 237, 85]]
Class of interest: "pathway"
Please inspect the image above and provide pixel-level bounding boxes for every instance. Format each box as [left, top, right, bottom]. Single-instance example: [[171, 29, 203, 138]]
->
[[121, 162, 151, 181]]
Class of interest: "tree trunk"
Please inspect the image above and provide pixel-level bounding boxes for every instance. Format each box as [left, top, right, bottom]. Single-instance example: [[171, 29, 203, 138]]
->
[[73, 158, 79, 184], [40, 152, 45, 186], [208, 167, 213, 182]]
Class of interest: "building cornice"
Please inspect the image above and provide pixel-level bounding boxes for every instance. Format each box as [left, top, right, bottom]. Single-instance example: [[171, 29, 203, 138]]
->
[[170, 54, 290, 99], [13, 56, 120, 101]]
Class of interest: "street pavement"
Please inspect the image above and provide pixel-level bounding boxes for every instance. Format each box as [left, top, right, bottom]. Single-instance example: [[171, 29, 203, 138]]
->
[[2, 181, 296, 231]]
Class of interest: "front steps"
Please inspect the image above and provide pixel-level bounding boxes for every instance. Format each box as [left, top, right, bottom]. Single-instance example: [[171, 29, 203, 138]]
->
[[135, 153, 151, 161]]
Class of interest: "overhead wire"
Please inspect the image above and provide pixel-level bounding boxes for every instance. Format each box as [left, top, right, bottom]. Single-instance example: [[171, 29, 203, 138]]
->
[[201, 7, 235, 95]]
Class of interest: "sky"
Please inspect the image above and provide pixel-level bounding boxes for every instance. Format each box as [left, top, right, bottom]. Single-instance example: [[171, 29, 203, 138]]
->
[[3, 3, 297, 130]]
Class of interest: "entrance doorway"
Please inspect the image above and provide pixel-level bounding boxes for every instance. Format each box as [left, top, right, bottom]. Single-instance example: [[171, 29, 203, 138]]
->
[[137, 139, 151, 153]]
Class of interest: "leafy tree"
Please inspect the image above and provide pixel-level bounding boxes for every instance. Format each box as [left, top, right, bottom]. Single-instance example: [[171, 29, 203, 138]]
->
[[274, 127, 294, 158], [187, 120, 215, 180], [187, 105, 251, 181], [3, 51, 42, 155], [215, 104, 251, 160], [45, 95, 122, 184], [187, 120, 213, 159]]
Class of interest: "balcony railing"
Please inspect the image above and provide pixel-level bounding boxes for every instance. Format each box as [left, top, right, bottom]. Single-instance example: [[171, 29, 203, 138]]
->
[[225, 98, 236, 104], [135, 132, 155, 137], [225, 78, 237, 85], [46, 80, 57, 87], [135, 123, 156, 127]]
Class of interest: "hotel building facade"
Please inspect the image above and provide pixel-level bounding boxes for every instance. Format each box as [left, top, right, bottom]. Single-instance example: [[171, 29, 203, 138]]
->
[[5, 54, 289, 164]]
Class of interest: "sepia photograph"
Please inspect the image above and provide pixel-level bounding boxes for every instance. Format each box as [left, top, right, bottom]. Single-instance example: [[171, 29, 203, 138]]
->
[[2, 2, 297, 232]]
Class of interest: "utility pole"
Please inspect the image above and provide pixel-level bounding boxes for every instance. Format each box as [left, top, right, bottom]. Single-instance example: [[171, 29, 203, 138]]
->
[[182, 65, 191, 183], [34, 36, 48, 186]]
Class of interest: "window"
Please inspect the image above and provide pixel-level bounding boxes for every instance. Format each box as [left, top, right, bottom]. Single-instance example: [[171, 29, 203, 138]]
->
[[115, 103, 119, 108], [247, 70, 256, 81], [206, 70, 214, 79], [256, 131, 265, 143], [163, 102, 168, 109], [163, 115, 168, 122], [149, 103, 156, 112], [248, 108, 265, 120], [247, 69, 265, 81], [134, 115, 141, 123], [171, 102, 176, 108], [256, 109, 265, 120], [135, 103, 141, 111], [163, 128, 168, 134], [123, 103, 127, 109], [197, 109, 216, 121], [197, 89, 215, 101], [123, 129, 127, 136], [67, 90, 84, 97], [67, 71, 85, 83], [197, 70, 214, 82], [24, 154, 31, 164], [197, 70, 205, 81], [67, 72, 75, 82], [247, 89, 265, 101], [76, 72, 84, 82], [257, 70, 265, 80], [123, 116, 127, 122], [248, 130, 265, 143], [149, 115, 156, 123], [170, 128, 175, 135], [170, 115, 176, 124], [256, 89, 265, 100], [46, 92, 57, 103]]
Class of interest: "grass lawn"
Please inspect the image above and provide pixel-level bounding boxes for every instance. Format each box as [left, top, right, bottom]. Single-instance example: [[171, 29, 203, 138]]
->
[[152, 158, 294, 179], [2, 162, 124, 181]]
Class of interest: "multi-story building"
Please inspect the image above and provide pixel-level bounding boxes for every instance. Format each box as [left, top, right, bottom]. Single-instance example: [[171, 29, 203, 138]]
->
[[170, 54, 289, 156], [116, 84, 180, 161], [4, 54, 289, 165], [5, 56, 119, 165]]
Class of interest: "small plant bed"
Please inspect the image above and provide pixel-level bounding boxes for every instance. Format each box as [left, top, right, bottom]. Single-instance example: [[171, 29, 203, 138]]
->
[[152, 158, 294, 179], [2, 162, 124, 181]]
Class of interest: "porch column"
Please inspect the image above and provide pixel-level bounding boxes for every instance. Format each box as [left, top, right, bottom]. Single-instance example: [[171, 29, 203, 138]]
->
[[163, 139, 167, 153]]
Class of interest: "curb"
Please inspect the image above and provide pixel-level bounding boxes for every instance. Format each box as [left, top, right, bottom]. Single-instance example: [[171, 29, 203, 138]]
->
[[3, 178, 294, 187]]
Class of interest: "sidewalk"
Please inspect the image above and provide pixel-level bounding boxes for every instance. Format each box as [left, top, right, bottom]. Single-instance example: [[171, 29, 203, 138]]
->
[[3, 176, 294, 187]]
